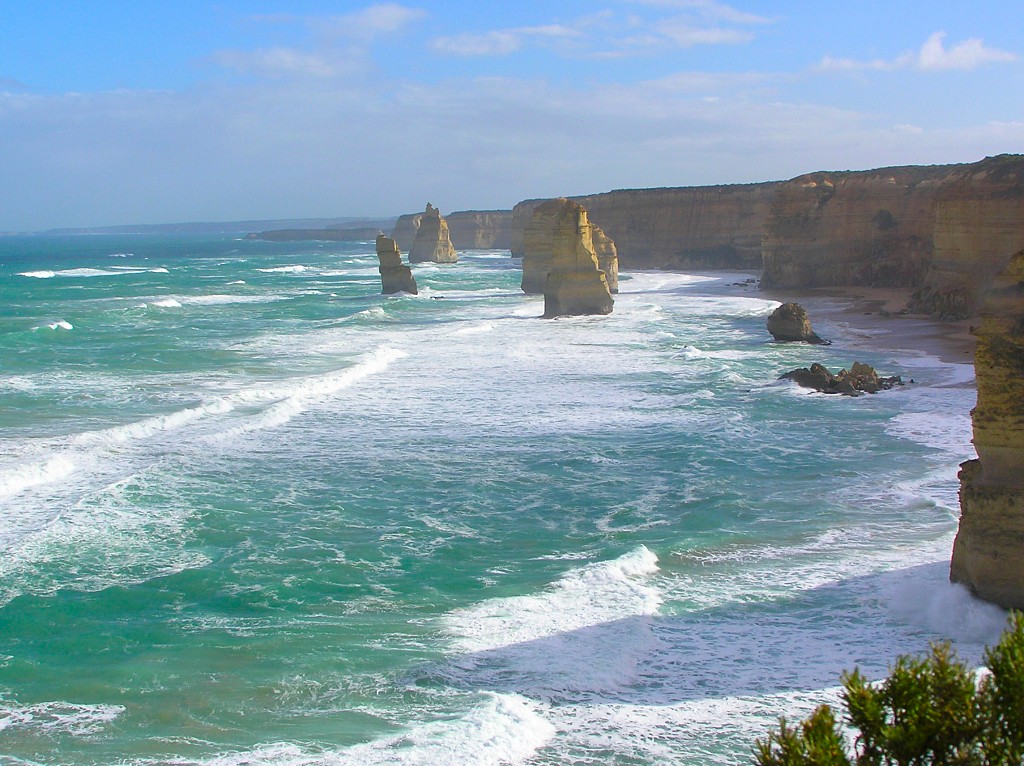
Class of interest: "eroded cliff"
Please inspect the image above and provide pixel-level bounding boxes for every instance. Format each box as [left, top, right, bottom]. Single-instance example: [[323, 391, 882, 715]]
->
[[950, 249, 1024, 609]]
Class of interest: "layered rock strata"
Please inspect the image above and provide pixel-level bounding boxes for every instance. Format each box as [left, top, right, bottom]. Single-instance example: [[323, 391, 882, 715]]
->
[[911, 155, 1024, 319], [391, 213, 422, 252], [761, 164, 958, 290], [393, 210, 512, 251], [779, 362, 902, 396], [511, 182, 776, 271], [375, 234, 418, 295], [408, 203, 458, 263], [950, 250, 1024, 609], [766, 303, 828, 344], [520, 199, 613, 318]]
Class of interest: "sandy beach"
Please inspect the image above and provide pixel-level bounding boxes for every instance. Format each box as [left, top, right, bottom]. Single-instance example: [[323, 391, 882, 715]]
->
[[761, 285, 977, 368]]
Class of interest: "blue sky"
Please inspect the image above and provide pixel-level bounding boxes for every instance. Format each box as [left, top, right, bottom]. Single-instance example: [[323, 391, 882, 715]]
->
[[1, 1, 1022, 230]]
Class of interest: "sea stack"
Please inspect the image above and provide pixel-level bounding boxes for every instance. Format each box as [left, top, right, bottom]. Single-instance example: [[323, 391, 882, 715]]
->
[[519, 198, 613, 318], [766, 302, 828, 344], [408, 203, 458, 264], [375, 234, 418, 295], [950, 249, 1024, 609], [592, 224, 619, 293]]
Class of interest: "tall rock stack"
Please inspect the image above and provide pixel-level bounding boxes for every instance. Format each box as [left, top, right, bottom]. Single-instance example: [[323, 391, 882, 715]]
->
[[519, 198, 613, 318], [592, 224, 619, 293], [375, 234, 418, 295], [408, 203, 458, 264], [950, 249, 1024, 609]]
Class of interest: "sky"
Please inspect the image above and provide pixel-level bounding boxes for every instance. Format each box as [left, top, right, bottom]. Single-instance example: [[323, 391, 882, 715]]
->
[[1, 1, 1022, 231]]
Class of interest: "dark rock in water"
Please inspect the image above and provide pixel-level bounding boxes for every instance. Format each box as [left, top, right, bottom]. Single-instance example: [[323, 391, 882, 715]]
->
[[766, 302, 829, 344], [780, 361, 903, 396]]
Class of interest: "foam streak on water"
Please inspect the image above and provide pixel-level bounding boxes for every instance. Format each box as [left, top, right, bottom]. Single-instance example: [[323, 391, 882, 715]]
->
[[0, 236, 1007, 766]]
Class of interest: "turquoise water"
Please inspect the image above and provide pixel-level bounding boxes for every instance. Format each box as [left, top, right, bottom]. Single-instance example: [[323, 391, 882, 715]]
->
[[0, 234, 1008, 765]]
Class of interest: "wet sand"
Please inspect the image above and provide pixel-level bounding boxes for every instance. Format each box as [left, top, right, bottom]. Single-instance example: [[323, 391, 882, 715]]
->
[[761, 285, 976, 367]]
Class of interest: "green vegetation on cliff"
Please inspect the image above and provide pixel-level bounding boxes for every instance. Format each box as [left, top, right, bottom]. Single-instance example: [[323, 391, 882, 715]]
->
[[754, 613, 1024, 765]]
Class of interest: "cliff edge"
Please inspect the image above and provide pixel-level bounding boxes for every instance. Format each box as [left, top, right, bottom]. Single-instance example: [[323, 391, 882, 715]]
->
[[950, 249, 1024, 609]]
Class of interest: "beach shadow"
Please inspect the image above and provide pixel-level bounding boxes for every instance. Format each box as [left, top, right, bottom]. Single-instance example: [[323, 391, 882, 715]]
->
[[409, 562, 1006, 708]]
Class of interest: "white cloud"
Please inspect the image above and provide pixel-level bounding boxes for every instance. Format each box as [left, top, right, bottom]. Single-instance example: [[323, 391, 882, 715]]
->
[[212, 47, 353, 78], [316, 3, 427, 38], [819, 31, 1017, 73], [917, 31, 1017, 71], [430, 25, 580, 57], [620, 0, 771, 25]]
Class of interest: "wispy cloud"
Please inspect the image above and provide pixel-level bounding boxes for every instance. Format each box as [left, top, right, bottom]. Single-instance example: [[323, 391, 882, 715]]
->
[[214, 3, 426, 78], [431, 25, 580, 57], [820, 31, 1017, 72], [619, 0, 772, 26]]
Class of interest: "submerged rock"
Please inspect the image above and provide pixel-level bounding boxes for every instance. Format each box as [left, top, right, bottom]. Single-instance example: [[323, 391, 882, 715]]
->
[[766, 302, 829, 344], [780, 361, 902, 396], [950, 249, 1024, 609], [375, 234, 418, 295], [409, 203, 458, 264]]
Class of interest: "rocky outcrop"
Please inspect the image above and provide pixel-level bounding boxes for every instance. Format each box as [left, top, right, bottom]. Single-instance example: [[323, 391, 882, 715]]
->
[[950, 250, 1024, 608], [446, 211, 512, 250], [408, 204, 458, 263], [520, 199, 613, 317], [511, 183, 777, 270], [910, 155, 1024, 319], [780, 362, 903, 396], [592, 225, 619, 293], [766, 302, 828, 344], [375, 234, 418, 295]]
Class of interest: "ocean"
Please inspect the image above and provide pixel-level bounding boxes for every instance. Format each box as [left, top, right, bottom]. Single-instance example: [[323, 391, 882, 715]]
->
[[0, 234, 1009, 765]]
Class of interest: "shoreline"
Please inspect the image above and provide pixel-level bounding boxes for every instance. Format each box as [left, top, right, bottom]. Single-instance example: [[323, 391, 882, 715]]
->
[[759, 284, 976, 368]]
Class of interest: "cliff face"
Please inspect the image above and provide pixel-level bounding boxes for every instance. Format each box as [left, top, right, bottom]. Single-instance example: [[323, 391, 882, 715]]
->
[[391, 213, 422, 252], [523, 199, 613, 318], [446, 211, 512, 250], [911, 155, 1024, 319], [375, 235, 418, 295], [409, 204, 458, 264], [761, 165, 959, 289], [950, 250, 1024, 609], [511, 184, 776, 270]]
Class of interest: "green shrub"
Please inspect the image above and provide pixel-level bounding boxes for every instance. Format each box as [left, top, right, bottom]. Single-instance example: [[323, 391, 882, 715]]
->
[[754, 612, 1024, 766]]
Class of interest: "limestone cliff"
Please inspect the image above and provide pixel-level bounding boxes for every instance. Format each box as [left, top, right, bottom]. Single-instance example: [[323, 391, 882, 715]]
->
[[408, 204, 458, 264], [511, 183, 777, 270], [391, 213, 422, 252], [592, 224, 619, 293], [375, 234, 418, 295], [446, 210, 512, 250], [911, 155, 1024, 319], [761, 164, 958, 290], [950, 250, 1024, 609]]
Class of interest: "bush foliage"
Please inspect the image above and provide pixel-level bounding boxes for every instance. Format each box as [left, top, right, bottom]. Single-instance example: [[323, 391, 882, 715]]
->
[[754, 612, 1024, 765]]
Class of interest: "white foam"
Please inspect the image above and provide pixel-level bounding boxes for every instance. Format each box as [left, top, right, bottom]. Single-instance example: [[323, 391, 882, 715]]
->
[[18, 270, 55, 278], [186, 693, 553, 766], [32, 319, 73, 331], [258, 265, 308, 274], [452, 323, 495, 336], [0, 700, 124, 736], [445, 546, 661, 654], [151, 298, 183, 308], [0, 455, 76, 499]]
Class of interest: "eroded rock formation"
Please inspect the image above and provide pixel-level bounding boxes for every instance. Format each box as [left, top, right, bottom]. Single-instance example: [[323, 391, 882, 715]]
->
[[766, 302, 828, 344], [391, 213, 422, 252], [779, 362, 902, 396], [375, 234, 418, 295], [446, 211, 512, 250], [521, 199, 613, 317], [409, 204, 458, 264], [950, 250, 1024, 608], [592, 224, 619, 293]]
